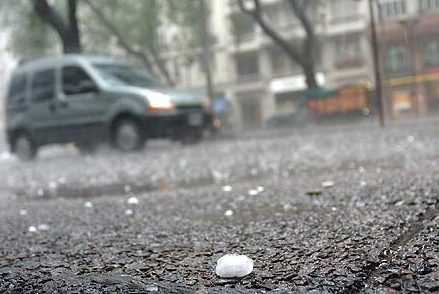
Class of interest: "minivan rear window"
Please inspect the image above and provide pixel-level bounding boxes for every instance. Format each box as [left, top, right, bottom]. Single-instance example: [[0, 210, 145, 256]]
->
[[7, 75, 27, 106], [31, 69, 56, 103]]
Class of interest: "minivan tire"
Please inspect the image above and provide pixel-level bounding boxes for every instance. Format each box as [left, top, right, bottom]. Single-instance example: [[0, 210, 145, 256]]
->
[[113, 119, 144, 152], [13, 133, 37, 161]]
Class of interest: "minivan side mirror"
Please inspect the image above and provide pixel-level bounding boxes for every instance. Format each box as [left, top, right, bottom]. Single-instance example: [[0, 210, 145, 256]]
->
[[79, 80, 99, 94]]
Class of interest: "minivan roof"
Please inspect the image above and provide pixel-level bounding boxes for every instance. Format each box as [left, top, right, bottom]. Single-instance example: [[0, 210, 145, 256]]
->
[[13, 54, 127, 75]]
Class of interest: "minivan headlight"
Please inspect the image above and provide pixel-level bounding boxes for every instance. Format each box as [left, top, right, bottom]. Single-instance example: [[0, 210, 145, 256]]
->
[[147, 92, 176, 112]]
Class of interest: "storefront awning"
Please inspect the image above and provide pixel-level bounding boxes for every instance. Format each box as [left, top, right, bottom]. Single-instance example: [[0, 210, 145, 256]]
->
[[299, 87, 338, 99], [270, 73, 326, 94]]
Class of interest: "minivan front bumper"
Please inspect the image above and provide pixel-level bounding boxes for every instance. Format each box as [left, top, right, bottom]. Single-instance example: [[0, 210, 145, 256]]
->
[[142, 110, 212, 139]]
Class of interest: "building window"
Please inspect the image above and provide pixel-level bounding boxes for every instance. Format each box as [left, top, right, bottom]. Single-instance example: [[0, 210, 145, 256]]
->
[[330, 0, 358, 21], [379, 0, 406, 20], [419, 0, 439, 11], [386, 45, 411, 72], [235, 51, 259, 81], [197, 53, 216, 73], [269, 46, 295, 75], [230, 13, 255, 42], [264, 1, 297, 29], [334, 34, 364, 68], [423, 40, 439, 67]]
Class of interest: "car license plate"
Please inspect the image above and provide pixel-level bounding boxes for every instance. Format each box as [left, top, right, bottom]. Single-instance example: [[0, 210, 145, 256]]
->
[[188, 113, 203, 126]]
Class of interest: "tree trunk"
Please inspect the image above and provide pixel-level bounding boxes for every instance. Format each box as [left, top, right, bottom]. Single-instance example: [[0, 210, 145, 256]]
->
[[30, 0, 82, 53], [303, 61, 318, 89], [65, 0, 81, 53], [62, 29, 81, 53]]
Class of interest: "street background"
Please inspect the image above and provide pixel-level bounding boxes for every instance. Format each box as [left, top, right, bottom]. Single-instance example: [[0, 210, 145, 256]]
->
[[1, 119, 438, 293], [1, 0, 439, 293]]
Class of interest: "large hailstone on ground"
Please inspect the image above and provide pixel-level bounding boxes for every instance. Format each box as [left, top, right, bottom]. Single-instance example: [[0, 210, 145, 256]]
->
[[215, 254, 254, 278]]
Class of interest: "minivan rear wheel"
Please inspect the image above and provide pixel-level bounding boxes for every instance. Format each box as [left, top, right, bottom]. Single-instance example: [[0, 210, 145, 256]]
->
[[113, 119, 144, 152], [14, 133, 37, 161]]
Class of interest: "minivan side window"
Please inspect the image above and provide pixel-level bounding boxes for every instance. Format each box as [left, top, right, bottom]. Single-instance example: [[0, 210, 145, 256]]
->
[[7, 75, 27, 106], [30, 69, 56, 103], [62, 66, 95, 96]]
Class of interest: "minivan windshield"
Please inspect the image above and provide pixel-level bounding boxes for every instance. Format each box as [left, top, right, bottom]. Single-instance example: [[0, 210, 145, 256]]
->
[[93, 63, 162, 88]]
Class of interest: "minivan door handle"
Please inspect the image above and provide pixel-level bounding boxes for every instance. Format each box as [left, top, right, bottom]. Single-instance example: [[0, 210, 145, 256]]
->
[[49, 101, 56, 112], [59, 100, 69, 108]]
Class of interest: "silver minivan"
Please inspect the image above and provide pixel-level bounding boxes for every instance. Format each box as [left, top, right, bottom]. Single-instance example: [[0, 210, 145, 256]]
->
[[5, 55, 212, 160]]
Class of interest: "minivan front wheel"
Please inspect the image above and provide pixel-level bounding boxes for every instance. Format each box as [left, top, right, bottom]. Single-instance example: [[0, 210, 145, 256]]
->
[[14, 133, 37, 161], [113, 119, 144, 152]]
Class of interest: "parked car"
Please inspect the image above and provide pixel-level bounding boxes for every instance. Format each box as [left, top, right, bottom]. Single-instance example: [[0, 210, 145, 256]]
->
[[4, 55, 212, 160]]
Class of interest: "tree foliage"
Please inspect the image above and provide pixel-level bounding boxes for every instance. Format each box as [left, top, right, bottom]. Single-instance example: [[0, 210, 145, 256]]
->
[[0, 0, 207, 85], [0, 0, 57, 60], [30, 0, 81, 53]]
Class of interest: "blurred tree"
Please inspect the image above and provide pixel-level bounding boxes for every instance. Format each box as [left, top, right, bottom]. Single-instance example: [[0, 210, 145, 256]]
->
[[0, 0, 209, 86], [30, 0, 82, 53], [83, 0, 210, 86], [0, 0, 57, 60], [83, 0, 174, 85], [237, 0, 320, 89]]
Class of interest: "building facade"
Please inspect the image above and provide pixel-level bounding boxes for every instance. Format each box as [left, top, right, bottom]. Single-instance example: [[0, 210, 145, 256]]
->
[[377, 0, 439, 118], [161, 0, 439, 127]]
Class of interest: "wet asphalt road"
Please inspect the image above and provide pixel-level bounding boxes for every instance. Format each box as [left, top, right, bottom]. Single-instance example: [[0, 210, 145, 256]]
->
[[0, 120, 438, 293]]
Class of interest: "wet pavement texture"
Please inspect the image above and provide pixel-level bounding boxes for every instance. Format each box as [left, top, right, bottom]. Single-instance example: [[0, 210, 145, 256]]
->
[[0, 121, 438, 293]]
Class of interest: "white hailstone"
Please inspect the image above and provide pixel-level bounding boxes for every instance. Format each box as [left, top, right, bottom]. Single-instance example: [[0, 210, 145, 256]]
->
[[215, 254, 254, 278], [125, 209, 134, 216], [0, 151, 12, 161], [212, 170, 223, 183], [84, 201, 93, 208], [358, 166, 365, 173], [19, 209, 27, 216], [321, 181, 335, 188], [360, 180, 367, 187], [178, 159, 188, 168], [407, 135, 415, 143], [48, 181, 58, 189], [222, 185, 233, 192], [283, 203, 292, 211], [58, 177, 67, 184], [127, 197, 139, 205], [37, 224, 49, 231], [28, 226, 37, 233], [124, 185, 131, 193], [248, 189, 258, 196], [37, 189, 45, 196], [145, 285, 159, 292], [257, 186, 265, 193], [331, 207, 337, 212], [224, 209, 234, 217]]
